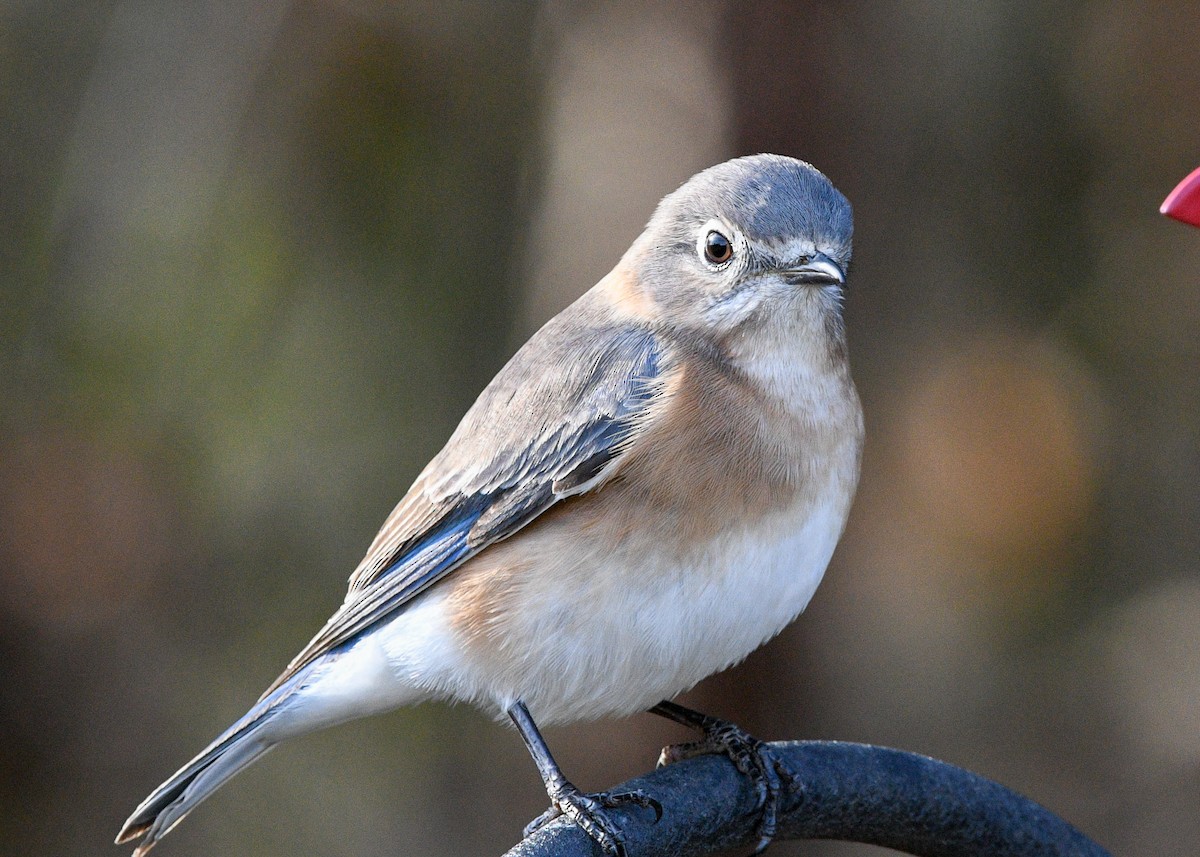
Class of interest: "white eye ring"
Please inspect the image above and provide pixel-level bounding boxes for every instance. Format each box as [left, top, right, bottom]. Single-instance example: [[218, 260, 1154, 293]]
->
[[696, 219, 739, 269]]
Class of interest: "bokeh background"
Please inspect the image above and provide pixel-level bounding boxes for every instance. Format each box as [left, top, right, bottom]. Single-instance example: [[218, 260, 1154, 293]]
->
[[3, 1, 1198, 855]]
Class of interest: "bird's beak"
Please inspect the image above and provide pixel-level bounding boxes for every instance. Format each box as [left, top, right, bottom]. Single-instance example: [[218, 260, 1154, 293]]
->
[[779, 252, 845, 286]]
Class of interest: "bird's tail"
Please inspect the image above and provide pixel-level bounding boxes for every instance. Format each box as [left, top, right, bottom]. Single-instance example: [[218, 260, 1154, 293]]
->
[[115, 665, 314, 856]]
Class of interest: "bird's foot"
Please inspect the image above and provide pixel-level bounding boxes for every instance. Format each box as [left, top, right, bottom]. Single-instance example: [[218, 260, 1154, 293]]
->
[[524, 784, 661, 856], [655, 708, 795, 853]]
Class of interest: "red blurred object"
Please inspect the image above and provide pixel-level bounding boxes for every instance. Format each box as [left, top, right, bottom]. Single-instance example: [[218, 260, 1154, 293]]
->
[[1161, 166, 1200, 228]]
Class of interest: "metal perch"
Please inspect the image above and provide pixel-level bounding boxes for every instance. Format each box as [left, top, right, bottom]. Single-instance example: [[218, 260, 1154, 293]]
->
[[504, 740, 1110, 857]]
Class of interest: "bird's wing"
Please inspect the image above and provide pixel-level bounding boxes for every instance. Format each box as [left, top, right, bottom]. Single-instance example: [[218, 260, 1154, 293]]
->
[[262, 318, 666, 696]]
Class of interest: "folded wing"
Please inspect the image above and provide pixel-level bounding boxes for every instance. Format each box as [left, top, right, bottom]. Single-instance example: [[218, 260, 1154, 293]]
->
[[263, 321, 666, 696]]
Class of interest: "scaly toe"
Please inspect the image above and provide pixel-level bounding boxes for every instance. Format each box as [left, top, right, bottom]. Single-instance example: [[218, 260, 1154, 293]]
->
[[602, 788, 663, 822], [522, 804, 563, 840], [657, 713, 789, 851], [526, 784, 662, 856], [657, 739, 709, 768]]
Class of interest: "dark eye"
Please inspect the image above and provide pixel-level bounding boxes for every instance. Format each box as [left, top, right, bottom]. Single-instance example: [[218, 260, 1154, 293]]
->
[[703, 230, 733, 265]]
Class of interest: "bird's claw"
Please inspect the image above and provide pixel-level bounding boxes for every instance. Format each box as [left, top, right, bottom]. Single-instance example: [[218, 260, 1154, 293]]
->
[[524, 785, 662, 856], [658, 719, 794, 853]]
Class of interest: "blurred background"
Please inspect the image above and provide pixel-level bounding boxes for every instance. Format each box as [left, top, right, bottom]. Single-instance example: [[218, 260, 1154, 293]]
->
[[2, 1, 1198, 855]]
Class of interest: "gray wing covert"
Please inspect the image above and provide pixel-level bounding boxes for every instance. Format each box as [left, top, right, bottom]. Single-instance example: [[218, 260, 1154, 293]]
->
[[262, 322, 665, 694]]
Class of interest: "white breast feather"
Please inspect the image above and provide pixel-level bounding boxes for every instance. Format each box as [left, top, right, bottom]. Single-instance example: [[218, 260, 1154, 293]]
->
[[330, 298, 858, 725]]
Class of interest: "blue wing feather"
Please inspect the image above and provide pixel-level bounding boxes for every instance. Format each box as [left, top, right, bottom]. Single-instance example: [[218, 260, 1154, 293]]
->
[[261, 324, 665, 695]]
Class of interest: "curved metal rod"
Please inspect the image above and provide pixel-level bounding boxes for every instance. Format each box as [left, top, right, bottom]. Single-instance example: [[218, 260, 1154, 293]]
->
[[503, 740, 1110, 857]]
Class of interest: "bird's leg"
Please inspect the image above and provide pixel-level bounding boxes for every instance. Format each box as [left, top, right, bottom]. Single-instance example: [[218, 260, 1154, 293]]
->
[[649, 700, 795, 853], [508, 701, 662, 856]]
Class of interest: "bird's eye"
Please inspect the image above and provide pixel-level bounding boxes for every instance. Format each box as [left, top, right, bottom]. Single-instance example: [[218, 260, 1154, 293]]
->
[[703, 230, 733, 265]]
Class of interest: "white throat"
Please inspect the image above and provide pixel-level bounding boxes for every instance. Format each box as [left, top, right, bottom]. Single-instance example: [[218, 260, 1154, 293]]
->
[[725, 287, 848, 415]]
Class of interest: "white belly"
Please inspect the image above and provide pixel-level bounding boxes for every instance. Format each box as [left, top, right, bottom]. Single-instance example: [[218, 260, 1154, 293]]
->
[[362, 492, 847, 725], [531, 496, 844, 722]]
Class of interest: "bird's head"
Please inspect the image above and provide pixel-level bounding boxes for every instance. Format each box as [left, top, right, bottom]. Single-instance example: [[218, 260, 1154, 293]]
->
[[624, 154, 853, 345]]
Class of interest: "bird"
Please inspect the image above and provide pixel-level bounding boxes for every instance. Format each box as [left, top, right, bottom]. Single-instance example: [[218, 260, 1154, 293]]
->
[[116, 153, 863, 857]]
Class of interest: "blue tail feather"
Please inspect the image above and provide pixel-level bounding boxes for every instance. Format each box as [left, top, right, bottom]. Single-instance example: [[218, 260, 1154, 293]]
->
[[116, 663, 315, 854]]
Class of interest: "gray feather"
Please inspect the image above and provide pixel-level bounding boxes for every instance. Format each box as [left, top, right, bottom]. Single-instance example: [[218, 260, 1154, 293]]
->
[[262, 303, 666, 695]]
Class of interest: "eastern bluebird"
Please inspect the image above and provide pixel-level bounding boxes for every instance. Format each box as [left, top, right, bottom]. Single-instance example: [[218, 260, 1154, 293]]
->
[[117, 154, 863, 856]]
